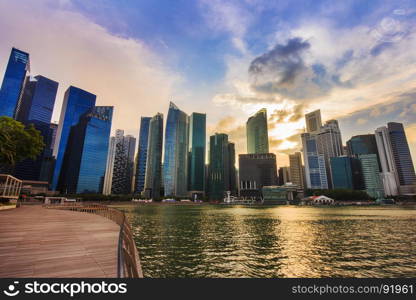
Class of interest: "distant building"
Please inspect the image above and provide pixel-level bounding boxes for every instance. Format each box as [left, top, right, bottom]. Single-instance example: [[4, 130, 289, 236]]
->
[[346, 134, 379, 158], [239, 153, 277, 200], [358, 154, 384, 199], [0, 48, 30, 118], [388, 122, 416, 194], [133, 117, 151, 194], [246, 108, 269, 154], [330, 156, 364, 190], [305, 109, 322, 134], [289, 152, 305, 189], [13, 75, 58, 183], [103, 137, 116, 195], [163, 102, 189, 197], [144, 113, 163, 200], [228, 142, 237, 196], [52, 86, 96, 190], [188, 112, 206, 199], [301, 133, 328, 189], [278, 167, 291, 186]]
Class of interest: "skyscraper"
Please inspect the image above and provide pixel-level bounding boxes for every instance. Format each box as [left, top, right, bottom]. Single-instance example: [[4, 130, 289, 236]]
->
[[289, 152, 305, 189], [228, 142, 237, 196], [305, 109, 322, 134], [111, 130, 136, 194], [330, 156, 364, 190], [375, 126, 399, 196], [163, 102, 189, 197], [0, 48, 30, 117], [134, 117, 151, 194], [103, 137, 116, 195], [208, 133, 230, 200], [358, 154, 384, 199], [144, 113, 163, 199], [52, 86, 96, 190], [188, 112, 206, 198], [239, 153, 277, 199], [278, 167, 291, 185], [301, 133, 328, 189], [13, 75, 58, 182], [387, 122, 416, 194], [346, 134, 379, 157], [246, 108, 269, 154], [57, 106, 113, 194]]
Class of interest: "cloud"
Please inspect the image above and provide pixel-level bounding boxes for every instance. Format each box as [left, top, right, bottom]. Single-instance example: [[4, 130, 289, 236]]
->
[[0, 0, 180, 136]]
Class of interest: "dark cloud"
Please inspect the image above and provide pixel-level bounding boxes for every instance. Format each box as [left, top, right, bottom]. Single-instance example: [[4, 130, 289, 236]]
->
[[370, 42, 392, 56], [269, 104, 305, 128]]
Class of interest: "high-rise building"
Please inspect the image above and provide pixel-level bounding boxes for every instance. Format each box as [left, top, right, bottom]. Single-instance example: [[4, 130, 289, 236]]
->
[[208, 133, 231, 200], [239, 153, 277, 199], [13, 75, 58, 182], [103, 137, 116, 195], [301, 133, 328, 189], [346, 134, 379, 158], [289, 152, 305, 189], [358, 154, 384, 199], [0, 48, 30, 117], [52, 86, 96, 190], [111, 130, 136, 194], [375, 126, 399, 196], [228, 142, 237, 196], [330, 156, 364, 190], [305, 109, 322, 134], [144, 113, 163, 199], [57, 106, 113, 194], [387, 122, 416, 194], [134, 117, 151, 194], [188, 112, 206, 198], [278, 167, 290, 185], [163, 102, 189, 197], [246, 108, 269, 154]]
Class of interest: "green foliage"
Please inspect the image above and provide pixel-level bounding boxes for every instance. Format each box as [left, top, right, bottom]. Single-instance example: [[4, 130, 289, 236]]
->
[[0, 116, 45, 167], [305, 188, 372, 201]]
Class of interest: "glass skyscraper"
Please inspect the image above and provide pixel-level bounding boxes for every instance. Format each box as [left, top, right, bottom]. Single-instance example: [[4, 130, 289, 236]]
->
[[13, 75, 58, 181], [188, 112, 206, 197], [0, 48, 30, 117], [163, 102, 189, 197], [346, 134, 379, 157], [301, 133, 328, 189], [208, 133, 230, 200], [330, 156, 363, 190], [134, 117, 151, 194], [58, 106, 113, 194], [246, 108, 269, 154], [144, 113, 163, 200], [358, 154, 384, 199], [52, 86, 96, 190]]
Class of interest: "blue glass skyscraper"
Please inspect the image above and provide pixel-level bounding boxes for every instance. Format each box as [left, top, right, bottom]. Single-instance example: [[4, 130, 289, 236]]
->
[[13, 75, 58, 181], [330, 156, 364, 190], [134, 117, 151, 194], [0, 48, 30, 117], [301, 133, 328, 189], [58, 106, 113, 194], [163, 102, 189, 197], [52, 86, 96, 190], [188, 113, 206, 197]]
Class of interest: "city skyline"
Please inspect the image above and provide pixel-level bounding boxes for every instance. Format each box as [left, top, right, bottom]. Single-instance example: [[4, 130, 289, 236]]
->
[[0, 0, 415, 167]]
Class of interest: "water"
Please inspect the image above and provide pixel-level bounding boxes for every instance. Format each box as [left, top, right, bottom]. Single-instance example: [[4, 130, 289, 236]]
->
[[124, 205, 416, 278]]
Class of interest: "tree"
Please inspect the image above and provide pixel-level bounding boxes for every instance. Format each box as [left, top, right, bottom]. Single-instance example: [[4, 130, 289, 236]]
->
[[0, 116, 45, 168]]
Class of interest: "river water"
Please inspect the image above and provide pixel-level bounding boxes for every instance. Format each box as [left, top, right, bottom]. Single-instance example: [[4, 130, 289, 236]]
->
[[125, 205, 416, 278]]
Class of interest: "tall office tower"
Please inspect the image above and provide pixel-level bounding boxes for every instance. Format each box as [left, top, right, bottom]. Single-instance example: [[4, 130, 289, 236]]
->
[[111, 130, 136, 194], [134, 117, 151, 194], [208, 133, 231, 200], [375, 126, 399, 196], [49, 123, 58, 154], [0, 48, 30, 117], [103, 137, 116, 195], [144, 113, 163, 199], [388, 122, 416, 194], [13, 75, 58, 182], [246, 108, 269, 154], [278, 167, 291, 185], [188, 113, 206, 199], [289, 152, 305, 189], [301, 133, 328, 189], [57, 106, 113, 194], [239, 153, 277, 199], [358, 154, 384, 199], [330, 156, 364, 190], [52, 86, 96, 190], [316, 119, 343, 188], [305, 109, 322, 134], [346, 134, 379, 157], [163, 102, 189, 197], [228, 142, 237, 196]]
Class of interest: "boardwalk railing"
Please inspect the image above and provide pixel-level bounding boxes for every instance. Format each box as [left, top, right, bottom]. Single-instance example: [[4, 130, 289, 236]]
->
[[44, 203, 143, 278]]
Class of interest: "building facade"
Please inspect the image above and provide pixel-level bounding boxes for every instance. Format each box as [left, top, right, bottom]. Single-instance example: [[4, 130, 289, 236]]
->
[[330, 156, 363, 190], [208, 133, 231, 200], [358, 154, 384, 199], [301, 133, 328, 189], [188, 112, 206, 198], [278, 167, 291, 186], [289, 152, 305, 189], [246, 108, 269, 154], [305, 109, 322, 134], [133, 117, 151, 194], [103, 137, 116, 195]]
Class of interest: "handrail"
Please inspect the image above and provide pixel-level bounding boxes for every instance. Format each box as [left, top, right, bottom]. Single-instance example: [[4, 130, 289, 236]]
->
[[44, 203, 143, 278]]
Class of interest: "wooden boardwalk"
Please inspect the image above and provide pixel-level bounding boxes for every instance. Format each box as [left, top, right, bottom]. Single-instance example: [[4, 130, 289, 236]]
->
[[0, 205, 119, 278]]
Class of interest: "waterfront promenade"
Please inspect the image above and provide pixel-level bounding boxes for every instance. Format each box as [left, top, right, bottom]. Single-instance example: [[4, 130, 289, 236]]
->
[[0, 205, 119, 277]]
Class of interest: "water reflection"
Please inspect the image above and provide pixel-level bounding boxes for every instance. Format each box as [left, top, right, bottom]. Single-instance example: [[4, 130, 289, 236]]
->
[[126, 205, 416, 278]]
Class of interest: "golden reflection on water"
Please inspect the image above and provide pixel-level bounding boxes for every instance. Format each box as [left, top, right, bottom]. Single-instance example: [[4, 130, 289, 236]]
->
[[126, 205, 416, 278]]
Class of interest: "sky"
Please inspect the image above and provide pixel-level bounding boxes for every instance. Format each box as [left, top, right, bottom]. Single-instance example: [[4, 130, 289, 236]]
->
[[0, 0, 415, 166]]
